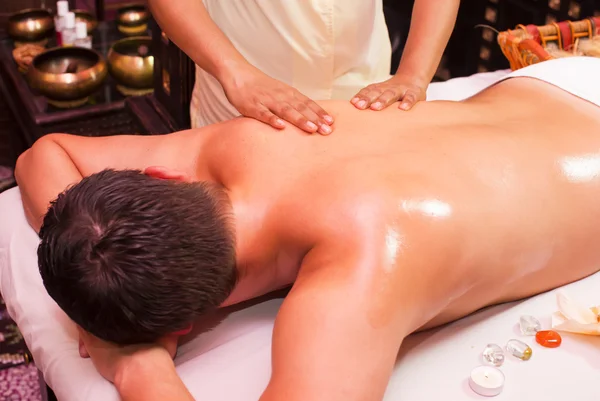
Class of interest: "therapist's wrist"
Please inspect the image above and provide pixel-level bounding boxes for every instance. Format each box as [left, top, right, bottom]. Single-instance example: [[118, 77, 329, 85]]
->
[[217, 64, 265, 93], [394, 67, 431, 89], [214, 59, 260, 90], [396, 54, 437, 88]]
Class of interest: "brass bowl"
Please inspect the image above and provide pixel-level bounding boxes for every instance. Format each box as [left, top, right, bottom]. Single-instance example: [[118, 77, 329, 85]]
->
[[27, 47, 108, 108], [7, 8, 54, 43], [107, 36, 154, 94], [116, 4, 150, 27], [73, 9, 98, 33]]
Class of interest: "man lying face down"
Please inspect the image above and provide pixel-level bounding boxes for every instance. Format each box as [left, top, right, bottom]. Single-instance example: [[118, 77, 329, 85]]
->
[[15, 57, 600, 401], [37, 170, 236, 345]]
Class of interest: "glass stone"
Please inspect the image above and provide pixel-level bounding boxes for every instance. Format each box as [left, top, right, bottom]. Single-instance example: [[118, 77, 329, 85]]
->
[[519, 315, 541, 335], [506, 339, 532, 361], [482, 343, 505, 367], [535, 330, 562, 348]]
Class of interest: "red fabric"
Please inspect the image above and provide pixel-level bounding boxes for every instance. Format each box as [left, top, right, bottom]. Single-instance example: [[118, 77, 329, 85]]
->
[[593, 17, 600, 35], [524, 24, 540, 42], [558, 21, 572, 49]]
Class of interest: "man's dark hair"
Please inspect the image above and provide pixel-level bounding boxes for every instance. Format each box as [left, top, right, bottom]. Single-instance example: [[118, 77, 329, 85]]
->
[[38, 169, 237, 345]]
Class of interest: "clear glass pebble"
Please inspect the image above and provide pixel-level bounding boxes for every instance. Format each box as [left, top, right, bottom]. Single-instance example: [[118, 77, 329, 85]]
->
[[506, 339, 532, 361], [519, 315, 541, 335], [482, 343, 505, 367]]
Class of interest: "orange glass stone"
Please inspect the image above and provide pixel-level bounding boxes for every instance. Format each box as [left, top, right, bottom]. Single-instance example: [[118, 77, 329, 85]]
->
[[535, 330, 562, 348]]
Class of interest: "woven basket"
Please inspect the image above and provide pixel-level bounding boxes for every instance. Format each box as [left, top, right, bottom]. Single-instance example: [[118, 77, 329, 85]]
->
[[498, 17, 600, 70]]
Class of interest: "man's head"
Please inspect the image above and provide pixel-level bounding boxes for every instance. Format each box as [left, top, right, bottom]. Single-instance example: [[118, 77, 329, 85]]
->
[[38, 169, 237, 345]]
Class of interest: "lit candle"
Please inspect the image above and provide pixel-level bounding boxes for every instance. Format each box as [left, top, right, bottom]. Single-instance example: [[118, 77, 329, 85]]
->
[[469, 365, 505, 397]]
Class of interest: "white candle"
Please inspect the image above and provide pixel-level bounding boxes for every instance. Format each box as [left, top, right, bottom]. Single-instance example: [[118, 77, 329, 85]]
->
[[469, 365, 505, 397]]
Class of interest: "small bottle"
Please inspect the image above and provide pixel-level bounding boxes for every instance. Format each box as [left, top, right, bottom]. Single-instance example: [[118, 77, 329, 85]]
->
[[54, 1, 69, 46], [74, 21, 92, 49], [62, 12, 76, 46]]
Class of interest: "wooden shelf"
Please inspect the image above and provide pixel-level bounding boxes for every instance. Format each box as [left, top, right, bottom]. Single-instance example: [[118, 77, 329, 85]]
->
[[0, 23, 180, 156]]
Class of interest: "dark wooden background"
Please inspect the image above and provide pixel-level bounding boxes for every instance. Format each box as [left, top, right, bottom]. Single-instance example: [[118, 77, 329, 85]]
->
[[0, 0, 137, 168], [0, 75, 22, 168], [1, 0, 600, 169]]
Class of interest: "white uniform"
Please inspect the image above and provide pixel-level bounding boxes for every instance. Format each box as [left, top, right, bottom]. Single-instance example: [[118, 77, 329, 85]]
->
[[191, 0, 392, 128]]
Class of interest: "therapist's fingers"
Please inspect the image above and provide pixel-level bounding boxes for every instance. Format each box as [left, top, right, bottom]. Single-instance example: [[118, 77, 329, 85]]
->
[[399, 89, 419, 111], [351, 86, 384, 109], [269, 92, 333, 134], [307, 100, 335, 125], [302, 99, 335, 132], [253, 106, 286, 130], [370, 89, 405, 111], [271, 102, 321, 134], [291, 100, 333, 135]]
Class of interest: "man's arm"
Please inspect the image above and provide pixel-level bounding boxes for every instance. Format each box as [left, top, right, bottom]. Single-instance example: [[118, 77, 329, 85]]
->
[[15, 133, 175, 232], [114, 352, 195, 401], [77, 327, 194, 401], [14, 135, 83, 232], [260, 249, 423, 401]]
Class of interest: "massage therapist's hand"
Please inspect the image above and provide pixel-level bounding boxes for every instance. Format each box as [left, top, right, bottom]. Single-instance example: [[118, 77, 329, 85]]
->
[[222, 67, 335, 135], [351, 74, 427, 112]]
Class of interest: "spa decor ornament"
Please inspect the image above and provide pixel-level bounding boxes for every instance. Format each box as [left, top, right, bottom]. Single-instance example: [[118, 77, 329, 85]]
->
[[551, 291, 600, 335], [505, 339, 532, 361], [519, 315, 542, 335], [482, 344, 505, 367], [535, 330, 562, 348], [497, 17, 600, 70], [7, 9, 54, 47], [468, 366, 505, 397]]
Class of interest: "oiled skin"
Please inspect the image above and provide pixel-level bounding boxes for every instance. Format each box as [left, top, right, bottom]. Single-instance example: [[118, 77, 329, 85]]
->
[[16, 77, 600, 401]]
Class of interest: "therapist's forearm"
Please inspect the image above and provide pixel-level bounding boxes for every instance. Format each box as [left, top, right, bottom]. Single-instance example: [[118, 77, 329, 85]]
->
[[397, 0, 460, 85], [147, 0, 255, 83]]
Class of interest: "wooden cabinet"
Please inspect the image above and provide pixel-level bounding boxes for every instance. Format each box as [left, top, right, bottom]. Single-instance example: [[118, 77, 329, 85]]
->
[[0, 17, 181, 163], [0, 75, 23, 168], [151, 22, 195, 130]]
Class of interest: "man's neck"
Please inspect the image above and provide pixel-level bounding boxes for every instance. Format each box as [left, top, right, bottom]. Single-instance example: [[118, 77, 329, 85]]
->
[[184, 119, 305, 307], [218, 187, 285, 306]]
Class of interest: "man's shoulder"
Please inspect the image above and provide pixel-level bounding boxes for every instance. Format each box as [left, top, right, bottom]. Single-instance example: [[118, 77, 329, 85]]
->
[[281, 191, 395, 260]]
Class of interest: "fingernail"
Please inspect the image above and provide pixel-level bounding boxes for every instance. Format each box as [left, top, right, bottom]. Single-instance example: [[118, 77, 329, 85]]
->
[[399, 103, 409, 110], [324, 115, 334, 124], [357, 100, 367, 109], [319, 124, 332, 135], [351, 97, 359, 104], [276, 118, 285, 127], [371, 102, 382, 110], [306, 121, 318, 131]]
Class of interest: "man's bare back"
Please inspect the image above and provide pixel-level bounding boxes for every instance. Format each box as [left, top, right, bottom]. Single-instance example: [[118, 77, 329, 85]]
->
[[15, 75, 600, 401]]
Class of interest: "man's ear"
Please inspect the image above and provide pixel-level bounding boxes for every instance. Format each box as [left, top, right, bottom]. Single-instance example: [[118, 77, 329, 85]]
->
[[76, 326, 90, 359], [144, 166, 192, 182], [171, 324, 193, 337]]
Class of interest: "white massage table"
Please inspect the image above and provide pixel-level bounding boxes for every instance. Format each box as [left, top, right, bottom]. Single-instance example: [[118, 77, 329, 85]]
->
[[1, 70, 600, 401]]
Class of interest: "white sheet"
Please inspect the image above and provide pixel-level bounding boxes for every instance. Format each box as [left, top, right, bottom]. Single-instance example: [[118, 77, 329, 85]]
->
[[2, 69, 600, 401]]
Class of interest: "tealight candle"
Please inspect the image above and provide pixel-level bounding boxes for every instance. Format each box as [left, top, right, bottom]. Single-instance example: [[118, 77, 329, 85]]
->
[[469, 365, 504, 397]]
